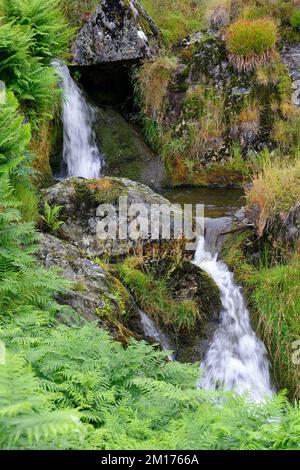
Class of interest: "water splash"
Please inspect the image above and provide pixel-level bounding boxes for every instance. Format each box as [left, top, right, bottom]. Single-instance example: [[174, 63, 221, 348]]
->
[[193, 218, 274, 402], [53, 59, 104, 179], [139, 310, 174, 360]]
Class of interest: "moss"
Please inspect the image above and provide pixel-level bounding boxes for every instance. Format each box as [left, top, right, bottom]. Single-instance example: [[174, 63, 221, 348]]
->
[[118, 253, 221, 335], [74, 178, 127, 208], [94, 107, 160, 182], [73, 281, 87, 292], [171, 163, 245, 187]]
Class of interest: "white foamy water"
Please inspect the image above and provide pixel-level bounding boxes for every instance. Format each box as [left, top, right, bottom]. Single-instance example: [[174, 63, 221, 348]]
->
[[53, 59, 103, 179], [193, 218, 274, 402], [139, 310, 174, 360]]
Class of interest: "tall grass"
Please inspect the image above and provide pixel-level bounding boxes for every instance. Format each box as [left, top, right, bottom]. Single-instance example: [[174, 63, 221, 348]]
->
[[246, 159, 300, 235], [226, 18, 278, 72], [140, 0, 205, 44]]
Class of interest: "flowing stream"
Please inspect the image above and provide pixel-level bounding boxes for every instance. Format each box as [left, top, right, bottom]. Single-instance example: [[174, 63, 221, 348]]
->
[[53, 59, 104, 179], [53, 64, 274, 401], [139, 310, 174, 360], [193, 218, 274, 402]]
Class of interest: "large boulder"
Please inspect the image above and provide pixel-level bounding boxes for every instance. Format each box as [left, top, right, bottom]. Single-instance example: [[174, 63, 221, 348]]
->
[[37, 233, 140, 340], [41, 177, 183, 258], [72, 0, 162, 65]]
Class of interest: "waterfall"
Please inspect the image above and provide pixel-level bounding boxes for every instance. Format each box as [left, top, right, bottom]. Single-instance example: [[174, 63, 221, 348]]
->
[[139, 310, 174, 360], [52, 59, 104, 179], [193, 218, 274, 402]]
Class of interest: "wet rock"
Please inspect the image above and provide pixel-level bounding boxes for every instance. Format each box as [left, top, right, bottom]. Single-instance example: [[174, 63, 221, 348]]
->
[[94, 107, 166, 188], [72, 0, 162, 66]]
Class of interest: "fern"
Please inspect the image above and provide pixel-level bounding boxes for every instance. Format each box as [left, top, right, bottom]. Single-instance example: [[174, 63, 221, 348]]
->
[[41, 202, 64, 234], [3, 0, 75, 59], [0, 352, 85, 449]]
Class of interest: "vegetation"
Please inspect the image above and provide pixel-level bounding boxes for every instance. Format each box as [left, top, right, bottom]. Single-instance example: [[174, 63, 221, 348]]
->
[[246, 159, 300, 235], [226, 18, 278, 73], [290, 8, 300, 29], [118, 257, 201, 333], [140, 0, 205, 45], [1, 0, 300, 452]]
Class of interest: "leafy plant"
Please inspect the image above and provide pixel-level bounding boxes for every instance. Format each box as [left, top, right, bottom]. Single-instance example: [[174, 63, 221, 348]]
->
[[41, 202, 64, 234], [3, 0, 74, 59]]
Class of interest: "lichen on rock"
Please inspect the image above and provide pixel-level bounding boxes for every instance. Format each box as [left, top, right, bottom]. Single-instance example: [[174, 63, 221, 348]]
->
[[72, 0, 162, 65]]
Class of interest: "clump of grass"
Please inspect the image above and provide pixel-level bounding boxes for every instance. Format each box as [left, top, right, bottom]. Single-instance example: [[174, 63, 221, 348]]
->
[[185, 85, 226, 159], [231, 100, 261, 146], [60, 0, 99, 27], [226, 18, 278, 73], [118, 257, 201, 333], [135, 55, 178, 122], [140, 0, 205, 45], [256, 62, 290, 88], [251, 257, 300, 399], [290, 8, 300, 29], [246, 159, 300, 235], [272, 116, 300, 153]]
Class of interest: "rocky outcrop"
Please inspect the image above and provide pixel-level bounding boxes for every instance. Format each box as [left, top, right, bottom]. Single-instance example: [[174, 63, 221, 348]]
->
[[37, 233, 139, 340], [282, 43, 300, 107], [72, 0, 162, 65], [41, 177, 181, 258]]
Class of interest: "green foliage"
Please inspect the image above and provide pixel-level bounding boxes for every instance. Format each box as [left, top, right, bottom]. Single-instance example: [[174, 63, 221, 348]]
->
[[140, 0, 205, 45], [118, 257, 201, 333], [3, 0, 74, 58], [226, 18, 277, 72], [0, 91, 31, 168], [0, 20, 33, 89], [250, 258, 300, 399], [0, 352, 84, 449], [290, 8, 300, 29], [0, 0, 73, 128], [41, 202, 64, 234]]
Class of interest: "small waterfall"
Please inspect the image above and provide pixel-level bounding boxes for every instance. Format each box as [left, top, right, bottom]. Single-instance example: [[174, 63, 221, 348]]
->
[[193, 218, 274, 402], [53, 59, 104, 179], [139, 310, 174, 360]]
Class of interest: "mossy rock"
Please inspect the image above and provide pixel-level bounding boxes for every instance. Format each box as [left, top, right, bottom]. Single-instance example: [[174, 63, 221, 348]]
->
[[94, 107, 165, 188], [74, 177, 127, 208]]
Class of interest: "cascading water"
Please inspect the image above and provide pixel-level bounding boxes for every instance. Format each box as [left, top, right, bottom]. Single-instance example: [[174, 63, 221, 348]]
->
[[52, 59, 103, 179], [193, 218, 274, 402], [139, 310, 174, 360]]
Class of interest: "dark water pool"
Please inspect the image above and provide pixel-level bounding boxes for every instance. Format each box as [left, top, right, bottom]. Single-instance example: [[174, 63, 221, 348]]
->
[[160, 187, 245, 219]]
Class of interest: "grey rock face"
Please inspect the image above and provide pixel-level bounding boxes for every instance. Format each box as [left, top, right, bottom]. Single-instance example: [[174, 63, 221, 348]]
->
[[37, 233, 129, 336], [282, 43, 300, 107], [72, 0, 162, 65], [41, 177, 178, 258]]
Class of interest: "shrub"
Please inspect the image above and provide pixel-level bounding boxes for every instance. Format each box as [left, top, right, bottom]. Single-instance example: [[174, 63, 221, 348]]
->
[[290, 9, 300, 29], [226, 18, 278, 72]]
